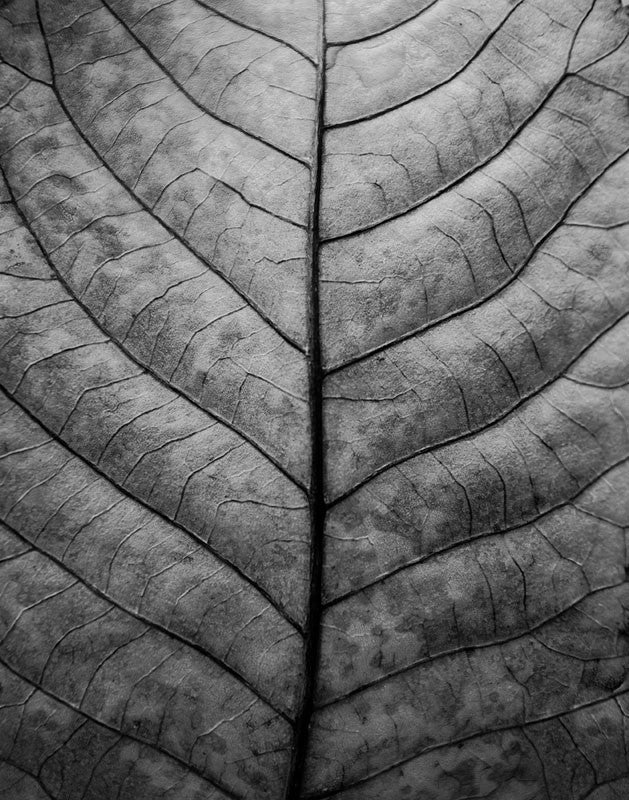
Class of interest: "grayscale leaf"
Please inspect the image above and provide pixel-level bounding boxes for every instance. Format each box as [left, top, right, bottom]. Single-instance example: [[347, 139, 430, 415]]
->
[[1, 1, 629, 799]]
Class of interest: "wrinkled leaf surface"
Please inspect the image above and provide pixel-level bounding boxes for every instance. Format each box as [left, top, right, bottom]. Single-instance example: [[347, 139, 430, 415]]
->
[[1, 1, 629, 798]]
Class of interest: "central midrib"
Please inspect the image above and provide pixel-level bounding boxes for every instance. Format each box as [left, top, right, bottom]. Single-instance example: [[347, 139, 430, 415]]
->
[[285, 1, 328, 798]]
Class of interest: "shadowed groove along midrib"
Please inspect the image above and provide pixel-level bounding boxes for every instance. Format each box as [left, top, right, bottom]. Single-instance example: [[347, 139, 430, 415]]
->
[[286, 1, 328, 796]]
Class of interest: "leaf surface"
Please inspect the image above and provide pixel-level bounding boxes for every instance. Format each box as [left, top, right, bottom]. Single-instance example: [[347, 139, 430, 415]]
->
[[1, 1, 629, 798]]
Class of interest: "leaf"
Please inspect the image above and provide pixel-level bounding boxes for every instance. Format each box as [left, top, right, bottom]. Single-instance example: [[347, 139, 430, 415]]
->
[[1, 1, 629, 799]]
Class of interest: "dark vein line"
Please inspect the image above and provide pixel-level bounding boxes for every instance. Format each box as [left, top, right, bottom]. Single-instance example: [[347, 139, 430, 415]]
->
[[326, 0, 440, 47], [326, 0, 524, 127], [307, 690, 629, 798], [99, 0, 311, 167], [319, 579, 626, 708], [0, 57, 51, 86], [193, 0, 317, 65], [573, 72, 629, 99], [0, 549, 31, 565], [326, 452, 629, 605], [0, 519, 291, 721], [520, 731, 552, 800], [0, 386, 302, 633], [574, 25, 629, 74], [0, 655, 242, 800], [0, 162, 308, 494], [17, 19, 306, 354], [0, 758, 55, 800], [284, 2, 326, 797], [564, 0, 597, 70], [328, 303, 629, 506], [207, 175, 307, 227], [322, 71, 586, 242], [582, 775, 629, 800], [566, 374, 629, 390], [325, 145, 629, 373]]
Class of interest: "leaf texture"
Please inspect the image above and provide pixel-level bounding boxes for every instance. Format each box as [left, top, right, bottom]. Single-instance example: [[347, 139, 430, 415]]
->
[[1, 0, 629, 798]]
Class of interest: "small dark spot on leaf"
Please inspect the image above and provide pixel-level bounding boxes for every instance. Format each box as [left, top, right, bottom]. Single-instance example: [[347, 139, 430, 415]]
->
[[584, 661, 627, 692], [447, 758, 480, 794]]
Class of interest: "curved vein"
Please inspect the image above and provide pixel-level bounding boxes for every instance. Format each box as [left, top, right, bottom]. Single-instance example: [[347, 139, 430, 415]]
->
[[307, 690, 629, 798], [323, 72, 583, 242], [194, 0, 317, 65], [1, 519, 292, 721], [325, 145, 629, 373], [26, 14, 306, 352], [100, 0, 311, 167], [0, 152, 308, 495], [326, 0, 440, 47], [326, 452, 629, 606], [326, 0, 524, 127], [0, 654, 242, 800], [329, 306, 629, 505], [0, 387, 302, 633], [319, 580, 625, 709]]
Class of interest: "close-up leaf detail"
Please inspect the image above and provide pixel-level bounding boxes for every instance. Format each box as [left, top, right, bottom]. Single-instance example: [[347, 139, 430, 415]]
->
[[1, 0, 628, 798]]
